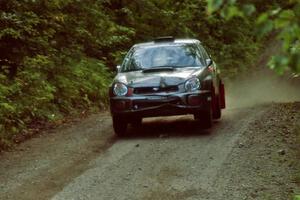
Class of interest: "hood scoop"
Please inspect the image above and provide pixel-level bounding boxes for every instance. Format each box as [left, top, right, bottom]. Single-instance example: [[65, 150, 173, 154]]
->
[[142, 67, 175, 73]]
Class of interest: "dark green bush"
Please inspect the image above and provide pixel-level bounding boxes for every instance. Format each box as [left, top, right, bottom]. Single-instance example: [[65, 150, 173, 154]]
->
[[0, 0, 265, 147]]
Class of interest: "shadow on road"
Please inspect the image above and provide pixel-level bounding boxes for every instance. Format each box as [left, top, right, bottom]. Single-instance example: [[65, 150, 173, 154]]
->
[[120, 116, 221, 139]]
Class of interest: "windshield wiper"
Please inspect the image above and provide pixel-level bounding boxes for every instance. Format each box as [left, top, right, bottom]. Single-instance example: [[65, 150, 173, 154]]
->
[[122, 68, 144, 72], [142, 66, 175, 73], [172, 65, 201, 68]]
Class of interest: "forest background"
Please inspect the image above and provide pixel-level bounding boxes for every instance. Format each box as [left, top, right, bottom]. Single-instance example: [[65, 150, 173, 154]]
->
[[0, 0, 299, 148]]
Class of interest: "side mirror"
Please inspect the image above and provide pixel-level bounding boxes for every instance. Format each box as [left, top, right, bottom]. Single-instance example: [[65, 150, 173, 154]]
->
[[116, 65, 121, 73], [206, 59, 213, 67]]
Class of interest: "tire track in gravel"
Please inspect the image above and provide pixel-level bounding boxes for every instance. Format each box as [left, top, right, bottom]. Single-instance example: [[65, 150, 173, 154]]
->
[[0, 113, 117, 200], [50, 106, 270, 200], [2, 103, 294, 200]]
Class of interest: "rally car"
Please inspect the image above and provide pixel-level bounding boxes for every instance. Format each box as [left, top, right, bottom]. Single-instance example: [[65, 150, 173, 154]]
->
[[109, 37, 225, 136]]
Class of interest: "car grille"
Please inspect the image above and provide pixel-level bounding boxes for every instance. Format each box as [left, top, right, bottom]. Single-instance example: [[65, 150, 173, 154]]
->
[[134, 86, 178, 94], [132, 96, 182, 109]]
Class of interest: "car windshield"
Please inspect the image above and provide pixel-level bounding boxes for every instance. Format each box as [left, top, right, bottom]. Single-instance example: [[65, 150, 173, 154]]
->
[[121, 44, 204, 72]]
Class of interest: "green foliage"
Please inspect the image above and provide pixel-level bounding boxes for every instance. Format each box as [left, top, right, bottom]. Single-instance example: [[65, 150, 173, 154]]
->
[[103, 0, 260, 77], [294, 195, 300, 200], [206, 0, 300, 75], [0, 0, 264, 146], [0, 0, 116, 145]]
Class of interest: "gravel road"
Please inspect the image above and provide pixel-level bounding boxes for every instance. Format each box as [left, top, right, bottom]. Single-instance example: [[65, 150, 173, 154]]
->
[[0, 102, 299, 200]]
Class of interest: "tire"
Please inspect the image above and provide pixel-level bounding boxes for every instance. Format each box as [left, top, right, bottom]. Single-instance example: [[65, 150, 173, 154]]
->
[[194, 108, 213, 129], [194, 84, 214, 129], [211, 83, 221, 119], [130, 117, 142, 128], [213, 95, 221, 119], [112, 115, 128, 137], [220, 81, 226, 109]]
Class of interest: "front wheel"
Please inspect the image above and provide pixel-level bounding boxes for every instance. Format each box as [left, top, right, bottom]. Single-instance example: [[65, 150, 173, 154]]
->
[[112, 115, 128, 137], [213, 95, 221, 119], [194, 108, 213, 129], [211, 84, 221, 119], [130, 117, 142, 128]]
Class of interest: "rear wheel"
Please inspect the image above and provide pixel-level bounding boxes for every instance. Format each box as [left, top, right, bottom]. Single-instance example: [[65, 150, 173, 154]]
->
[[112, 115, 128, 137]]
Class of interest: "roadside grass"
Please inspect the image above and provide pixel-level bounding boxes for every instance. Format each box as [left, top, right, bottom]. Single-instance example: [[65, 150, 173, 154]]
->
[[0, 138, 11, 152], [0, 104, 107, 153], [0, 58, 112, 152]]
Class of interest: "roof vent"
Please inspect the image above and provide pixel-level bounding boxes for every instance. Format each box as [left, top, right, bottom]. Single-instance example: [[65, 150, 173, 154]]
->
[[154, 36, 175, 43]]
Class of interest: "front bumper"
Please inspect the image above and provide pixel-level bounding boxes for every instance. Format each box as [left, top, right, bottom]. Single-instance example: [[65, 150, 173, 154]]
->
[[110, 90, 211, 118]]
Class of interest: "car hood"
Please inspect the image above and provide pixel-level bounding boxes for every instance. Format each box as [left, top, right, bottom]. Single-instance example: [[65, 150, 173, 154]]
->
[[114, 67, 204, 87]]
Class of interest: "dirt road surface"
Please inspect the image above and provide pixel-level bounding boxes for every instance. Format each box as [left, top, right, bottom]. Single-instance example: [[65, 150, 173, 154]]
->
[[0, 99, 299, 200]]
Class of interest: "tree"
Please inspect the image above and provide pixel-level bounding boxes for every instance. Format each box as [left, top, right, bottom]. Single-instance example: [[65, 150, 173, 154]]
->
[[207, 0, 300, 74]]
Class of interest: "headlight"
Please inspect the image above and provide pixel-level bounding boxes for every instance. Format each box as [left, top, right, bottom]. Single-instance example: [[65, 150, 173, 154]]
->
[[185, 77, 200, 92], [113, 82, 128, 96]]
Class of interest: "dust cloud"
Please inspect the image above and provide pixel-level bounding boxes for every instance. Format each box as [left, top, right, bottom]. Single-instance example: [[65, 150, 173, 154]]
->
[[225, 73, 300, 109]]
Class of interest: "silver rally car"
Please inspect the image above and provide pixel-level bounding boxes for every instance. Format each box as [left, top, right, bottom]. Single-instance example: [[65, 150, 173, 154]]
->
[[109, 37, 225, 136]]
